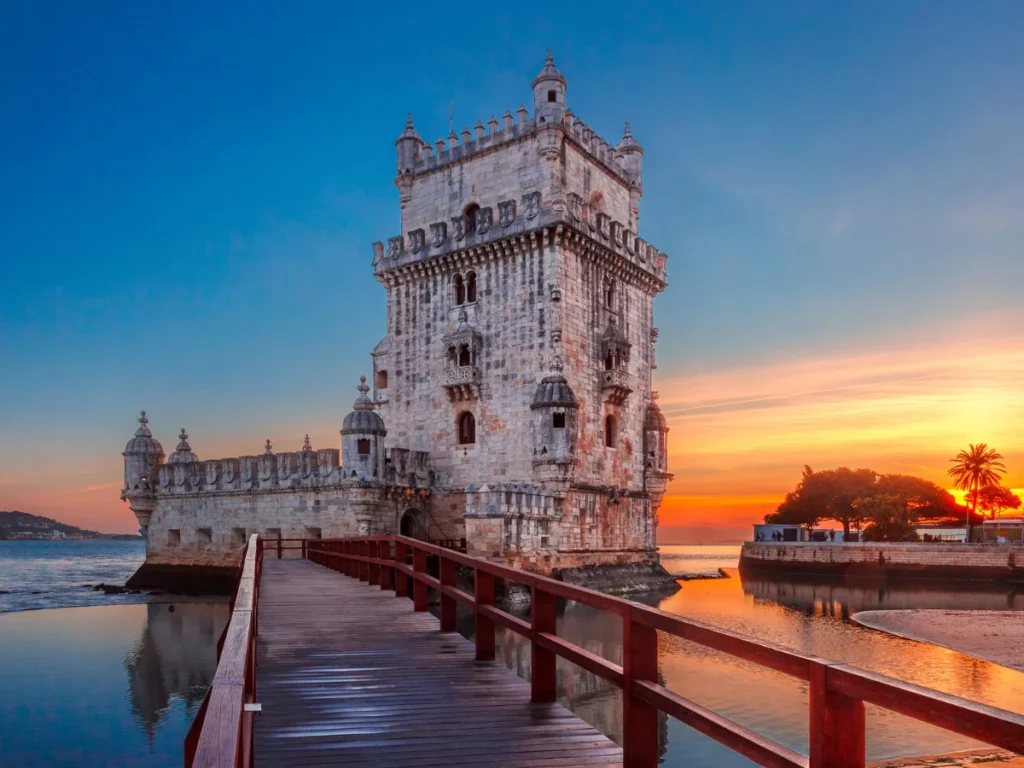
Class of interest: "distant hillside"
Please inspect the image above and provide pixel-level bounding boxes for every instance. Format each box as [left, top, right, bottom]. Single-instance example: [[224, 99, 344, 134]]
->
[[0, 510, 140, 540]]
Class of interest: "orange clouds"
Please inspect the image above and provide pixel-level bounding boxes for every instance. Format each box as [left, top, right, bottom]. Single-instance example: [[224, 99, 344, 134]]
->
[[656, 311, 1024, 541]]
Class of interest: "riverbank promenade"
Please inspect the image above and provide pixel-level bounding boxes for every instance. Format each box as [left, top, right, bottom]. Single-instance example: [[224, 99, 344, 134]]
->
[[186, 535, 1024, 768]]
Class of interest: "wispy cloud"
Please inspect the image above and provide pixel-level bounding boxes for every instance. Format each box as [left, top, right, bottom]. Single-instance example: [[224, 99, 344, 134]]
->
[[656, 311, 1024, 530]]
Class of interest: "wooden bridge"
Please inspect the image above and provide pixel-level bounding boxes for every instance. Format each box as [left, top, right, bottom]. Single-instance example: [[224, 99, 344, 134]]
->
[[186, 535, 1024, 768]]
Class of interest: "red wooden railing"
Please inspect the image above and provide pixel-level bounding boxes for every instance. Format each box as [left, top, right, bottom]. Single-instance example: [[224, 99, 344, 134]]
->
[[184, 534, 263, 768], [307, 535, 1024, 768]]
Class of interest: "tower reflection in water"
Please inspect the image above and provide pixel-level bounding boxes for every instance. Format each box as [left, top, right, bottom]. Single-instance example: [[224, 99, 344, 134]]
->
[[125, 601, 229, 742]]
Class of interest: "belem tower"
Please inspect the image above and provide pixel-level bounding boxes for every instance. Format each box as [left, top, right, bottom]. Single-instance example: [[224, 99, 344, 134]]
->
[[121, 53, 675, 592]]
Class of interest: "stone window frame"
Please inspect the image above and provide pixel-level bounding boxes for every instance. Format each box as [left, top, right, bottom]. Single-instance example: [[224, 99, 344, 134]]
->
[[451, 270, 478, 307], [552, 412, 566, 429], [604, 415, 617, 449], [168, 528, 181, 546], [457, 411, 476, 445], [197, 527, 212, 546], [357, 438, 371, 455]]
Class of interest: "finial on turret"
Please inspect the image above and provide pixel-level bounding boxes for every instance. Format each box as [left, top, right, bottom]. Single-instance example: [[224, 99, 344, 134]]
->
[[406, 111, 414, 129], [134, 410, 153, 438], [178, 428, 188, 443], [264, 438, 273, 455], [546, 48, 554, 65], [302, 434, 312, 452]]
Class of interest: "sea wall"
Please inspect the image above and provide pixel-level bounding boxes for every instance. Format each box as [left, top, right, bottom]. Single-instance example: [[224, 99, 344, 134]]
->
[[739, 542, 1024, 583]]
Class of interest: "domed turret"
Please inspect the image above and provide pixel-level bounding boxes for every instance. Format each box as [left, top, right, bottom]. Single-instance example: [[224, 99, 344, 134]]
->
[[533, 49, 566, 125], [341, 377, 387, 481], [395, 112, 424, 174], [617, 121, 643, 186], [121, 411, 165, 540], [531, 369, 578, 465], [168, 428, 198, 464]]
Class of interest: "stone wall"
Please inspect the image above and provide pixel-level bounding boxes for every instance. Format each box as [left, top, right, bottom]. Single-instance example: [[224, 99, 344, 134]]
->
[[740, 542, 1024, 582]]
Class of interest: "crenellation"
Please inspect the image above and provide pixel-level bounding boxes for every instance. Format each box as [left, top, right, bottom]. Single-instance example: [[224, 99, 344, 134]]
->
[[122, 53, 675, 590]]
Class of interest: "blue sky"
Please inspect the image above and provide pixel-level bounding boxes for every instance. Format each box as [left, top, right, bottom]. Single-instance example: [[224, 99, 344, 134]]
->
[[2, 1, 1022, 533]]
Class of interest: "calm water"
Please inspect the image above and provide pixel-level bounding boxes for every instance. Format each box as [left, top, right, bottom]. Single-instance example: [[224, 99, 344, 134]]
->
[[0, 539, 147, 613], [491, 557, 1024, 766], [2, 541, 1024, 766]]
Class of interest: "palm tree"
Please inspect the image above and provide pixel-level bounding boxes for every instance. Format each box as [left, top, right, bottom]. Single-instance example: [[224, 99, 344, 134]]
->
[[948, 443, 1006, 542]]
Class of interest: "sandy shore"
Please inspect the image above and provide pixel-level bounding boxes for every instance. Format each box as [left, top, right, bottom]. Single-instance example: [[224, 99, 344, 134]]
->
[[867, 747, 1024, 767], [853, 609, 1024, 671]]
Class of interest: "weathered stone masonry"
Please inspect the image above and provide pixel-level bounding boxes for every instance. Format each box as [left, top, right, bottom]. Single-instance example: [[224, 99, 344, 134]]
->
[[121, 54, 676, 591]]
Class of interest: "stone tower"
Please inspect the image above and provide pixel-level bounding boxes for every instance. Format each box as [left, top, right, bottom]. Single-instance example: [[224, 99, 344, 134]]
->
[[370, 53, 674, 577]]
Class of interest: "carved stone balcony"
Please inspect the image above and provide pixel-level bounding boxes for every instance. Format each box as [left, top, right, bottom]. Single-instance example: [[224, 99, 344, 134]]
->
[[443, 365, 481, 402], [600, 369, 632, 405]]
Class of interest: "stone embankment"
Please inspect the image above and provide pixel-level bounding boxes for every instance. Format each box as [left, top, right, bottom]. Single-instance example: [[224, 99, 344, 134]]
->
[[867, 748, 1024, 767], [740, 542, 1024, 583]]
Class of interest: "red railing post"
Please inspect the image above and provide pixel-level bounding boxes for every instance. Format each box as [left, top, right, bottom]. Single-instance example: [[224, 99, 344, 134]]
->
[[413, 546, 428, 612], [368, 540, 380, 586], [809, 661, 865, 768], [531, 585, 557, 703], [359, 541, 370, 582], [439, 555, 456, 632], [395, 540, 408, 597], [380, 539, 394, 591], [474, 569, 495, 661], [277, 537, 282, 559], [623, 606, 659, 768]]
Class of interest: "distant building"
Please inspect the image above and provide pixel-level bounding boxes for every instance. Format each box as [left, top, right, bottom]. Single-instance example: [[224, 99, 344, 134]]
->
[[121, 54, 675, 590]]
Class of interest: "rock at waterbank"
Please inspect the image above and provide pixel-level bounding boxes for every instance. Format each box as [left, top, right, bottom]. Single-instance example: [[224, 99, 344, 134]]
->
[[556, 561, 683, 596], [126, 561, 239, 596], [91, 583, 142, 595]]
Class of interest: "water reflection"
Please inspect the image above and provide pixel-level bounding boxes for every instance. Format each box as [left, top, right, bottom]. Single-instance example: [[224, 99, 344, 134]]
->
[[0, 600, 228, 767], [126, 602, 226, 740], [482, 571, 1024, 767]]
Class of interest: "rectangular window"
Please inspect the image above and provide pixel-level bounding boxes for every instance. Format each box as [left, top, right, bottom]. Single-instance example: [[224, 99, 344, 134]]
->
[[375, 370, 388, 389], [266, 527, 281, 541], [168, 529, 181, 546], [552, 412, 566, 429], [232, 527, 246, 545], [357, 439, 371, 455], [305, 526, 322, 540], [197, 528, 212, 546]]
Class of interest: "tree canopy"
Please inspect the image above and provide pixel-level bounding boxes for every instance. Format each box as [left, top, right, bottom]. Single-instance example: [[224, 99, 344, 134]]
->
[[966, 485, 1022, 519], [764, 466, 969, 540]]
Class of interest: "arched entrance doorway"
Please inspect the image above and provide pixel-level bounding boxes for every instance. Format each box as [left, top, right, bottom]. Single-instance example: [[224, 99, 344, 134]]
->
[[399, 509, 427, 540]]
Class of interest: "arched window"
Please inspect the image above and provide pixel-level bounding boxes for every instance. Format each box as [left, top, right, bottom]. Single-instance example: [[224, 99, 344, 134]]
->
[[466, 271, 477, 303], [464, 203, 480, 235], [458, 344, 471, 367], [604, 353, 614, 371], [458, 412, 476, 445], [453, 274, 465, 306], [447, 346, 457, 365], [604, 415, 616, 448]]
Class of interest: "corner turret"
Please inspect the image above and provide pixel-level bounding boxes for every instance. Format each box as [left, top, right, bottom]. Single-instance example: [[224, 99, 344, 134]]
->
[[617, 122, 643, 227], [341, 377, 387, 481], [643, 394, 673, 507], [532, 50, 566, 125], [394, 113, 423, 210], [531, 364, 578, 494], [121, 411, 165, 539]]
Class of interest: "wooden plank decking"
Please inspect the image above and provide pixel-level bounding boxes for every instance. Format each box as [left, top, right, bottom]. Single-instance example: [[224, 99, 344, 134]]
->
[[254, 558, 623, 767]]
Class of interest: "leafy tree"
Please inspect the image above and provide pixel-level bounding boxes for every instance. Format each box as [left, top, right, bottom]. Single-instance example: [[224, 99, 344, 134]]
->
[[966, 485, 1022, 520], [764, 465, 877, 537], [948, 444, 1006, 540], [875, 474, 961, 520], [858, 493, 921, 542]]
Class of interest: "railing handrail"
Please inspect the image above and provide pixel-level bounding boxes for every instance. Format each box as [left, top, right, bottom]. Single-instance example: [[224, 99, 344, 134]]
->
[[185, 533, 263, 768], [304, 534, 1024, 768]]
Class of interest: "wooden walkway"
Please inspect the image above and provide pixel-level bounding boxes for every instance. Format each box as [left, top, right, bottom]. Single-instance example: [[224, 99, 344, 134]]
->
[[254, 558, 623, 767]]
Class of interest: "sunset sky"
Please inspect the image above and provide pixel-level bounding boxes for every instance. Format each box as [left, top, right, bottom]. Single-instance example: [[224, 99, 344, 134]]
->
[[1, 2, 1022, 538]]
